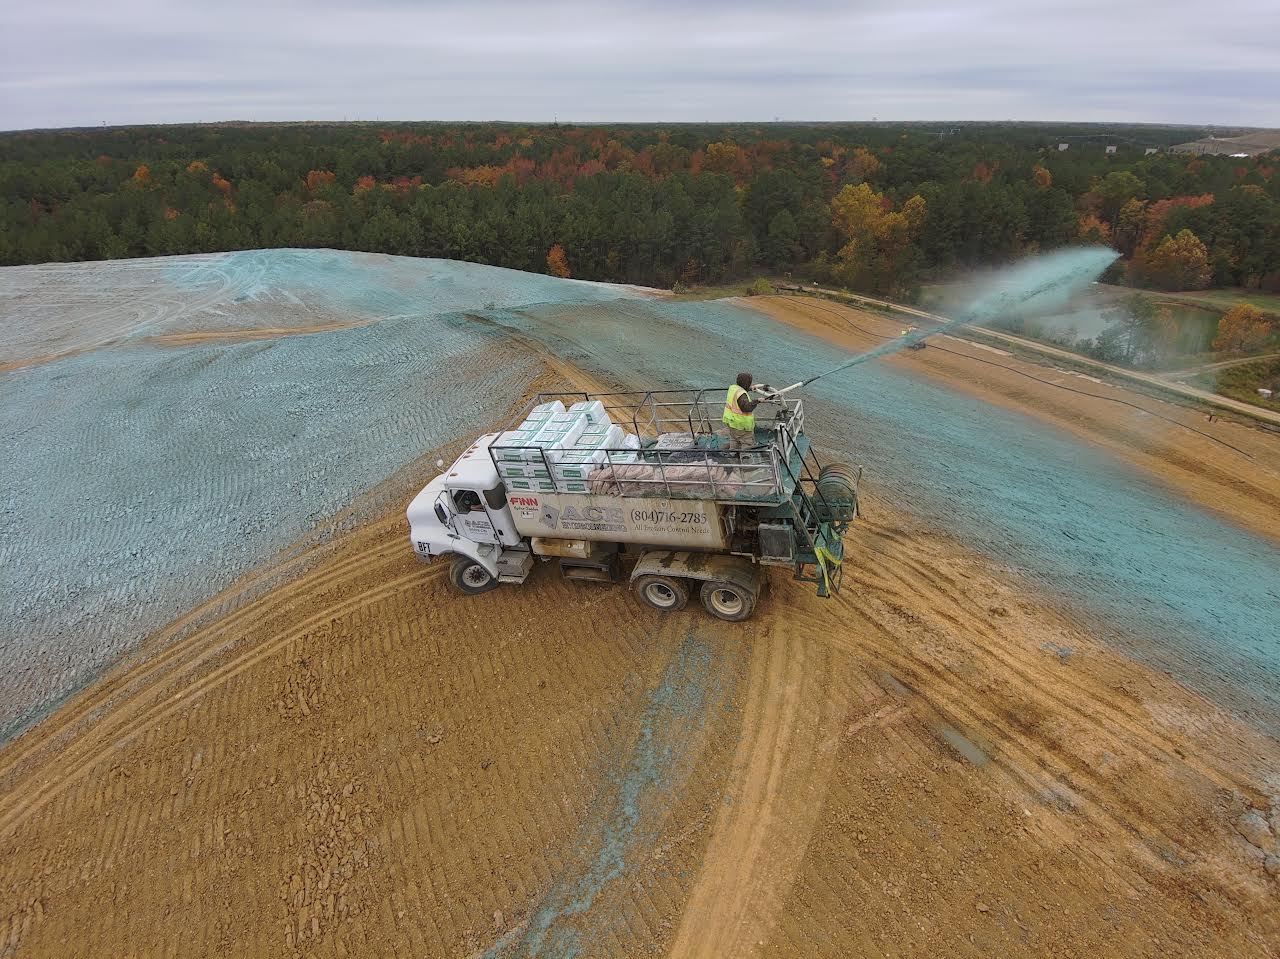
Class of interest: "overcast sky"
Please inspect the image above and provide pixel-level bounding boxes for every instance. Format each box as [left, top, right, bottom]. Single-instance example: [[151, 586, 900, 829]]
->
[[2, 0, 1276, 131]]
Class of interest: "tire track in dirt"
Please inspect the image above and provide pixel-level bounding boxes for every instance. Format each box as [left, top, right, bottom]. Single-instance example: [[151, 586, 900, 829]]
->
[[0, 357, 745, 958], [0, 363, 567, 833], [0, 521, 644, 955], [737, 511, 1279, 958], [846, 518, 1271, 807], [669, 617, 853, 957], [0, 519, 398, 789], [0, 540, 414, 838], [635, 492, 1278, 959]]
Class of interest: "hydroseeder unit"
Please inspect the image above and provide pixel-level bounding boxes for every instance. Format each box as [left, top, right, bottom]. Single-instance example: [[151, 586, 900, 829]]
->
[[406, 389, 860, 621]]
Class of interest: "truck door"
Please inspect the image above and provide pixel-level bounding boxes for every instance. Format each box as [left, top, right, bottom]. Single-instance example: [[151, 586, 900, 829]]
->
[[480, 483, 521, 545], [451, 489, 499, 544]]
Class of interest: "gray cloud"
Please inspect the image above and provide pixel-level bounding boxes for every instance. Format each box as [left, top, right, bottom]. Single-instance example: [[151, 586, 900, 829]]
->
[[1, 0, 1276, 129]]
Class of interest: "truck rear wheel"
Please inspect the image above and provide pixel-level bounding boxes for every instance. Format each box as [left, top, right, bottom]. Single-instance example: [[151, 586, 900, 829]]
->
[[449, 556, 497, 595], [633, 574, 688, 613], [700, 580, 756, 622]]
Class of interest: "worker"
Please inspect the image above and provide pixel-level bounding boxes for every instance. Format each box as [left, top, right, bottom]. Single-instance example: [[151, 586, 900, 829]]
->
[[723, 372, 761, 450]]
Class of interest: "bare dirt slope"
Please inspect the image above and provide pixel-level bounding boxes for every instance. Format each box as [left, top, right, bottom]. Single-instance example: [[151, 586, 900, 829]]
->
[[3, 363, 1278, 959]]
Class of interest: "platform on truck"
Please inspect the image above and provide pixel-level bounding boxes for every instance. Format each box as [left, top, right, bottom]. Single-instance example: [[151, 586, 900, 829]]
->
[[487, 390, 824, 506]]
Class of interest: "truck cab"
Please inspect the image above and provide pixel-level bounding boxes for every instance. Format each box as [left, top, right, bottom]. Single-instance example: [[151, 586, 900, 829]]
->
[[406, 433, 530, 591]]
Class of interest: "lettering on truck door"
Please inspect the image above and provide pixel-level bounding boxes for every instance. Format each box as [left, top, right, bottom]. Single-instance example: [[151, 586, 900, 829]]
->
[[452, 489, 499, 544]]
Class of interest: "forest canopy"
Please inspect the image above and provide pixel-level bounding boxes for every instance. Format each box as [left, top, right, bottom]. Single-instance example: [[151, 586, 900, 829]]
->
[[2, 122, 1277, 299]]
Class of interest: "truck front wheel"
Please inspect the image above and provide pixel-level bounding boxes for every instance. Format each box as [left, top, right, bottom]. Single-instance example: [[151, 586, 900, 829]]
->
[[700, 581, 756, 622], [633, 575, 688, 613], [449, 556, 498, 595]]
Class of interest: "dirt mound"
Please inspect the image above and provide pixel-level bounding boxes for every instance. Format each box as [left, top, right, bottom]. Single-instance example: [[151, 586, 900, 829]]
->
[[2, 442, 1277, 958], [4, 271, 1280, 956]]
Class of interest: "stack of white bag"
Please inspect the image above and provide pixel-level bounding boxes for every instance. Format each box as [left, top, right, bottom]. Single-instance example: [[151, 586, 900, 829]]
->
[[491, 400, 641, 493]]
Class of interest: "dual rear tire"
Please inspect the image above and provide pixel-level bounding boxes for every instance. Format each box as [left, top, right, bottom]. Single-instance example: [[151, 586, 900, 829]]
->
[[449, 556, 757, 621], [632, 574, 755, 622]]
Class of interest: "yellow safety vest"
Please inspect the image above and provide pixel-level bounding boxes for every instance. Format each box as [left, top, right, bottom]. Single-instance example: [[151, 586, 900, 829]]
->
[[723, 385, 754, 432]]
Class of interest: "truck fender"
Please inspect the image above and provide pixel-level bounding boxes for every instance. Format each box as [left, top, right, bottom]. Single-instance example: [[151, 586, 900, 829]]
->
[[437, 539, 501, 578]]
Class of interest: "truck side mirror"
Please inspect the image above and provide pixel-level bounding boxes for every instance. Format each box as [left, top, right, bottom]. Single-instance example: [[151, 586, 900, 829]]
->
[[434, 501, 449, 525]]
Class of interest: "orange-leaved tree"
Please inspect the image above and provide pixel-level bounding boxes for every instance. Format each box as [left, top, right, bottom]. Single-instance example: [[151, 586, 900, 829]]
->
[[1076, 213, 1112, 245], [1212, 304, 1272, 352], [1143, 229, 1211, 291], [830, 183, 925, 293], [305, 170, 336, 194], [846, 147, 881, 183], [546, 244, 571, 279]]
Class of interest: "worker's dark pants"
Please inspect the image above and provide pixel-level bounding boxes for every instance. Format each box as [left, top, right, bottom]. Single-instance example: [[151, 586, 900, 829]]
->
[[727, 427, 754, 450]]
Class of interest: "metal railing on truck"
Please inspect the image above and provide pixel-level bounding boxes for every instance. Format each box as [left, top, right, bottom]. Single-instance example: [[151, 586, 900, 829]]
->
[[489, 390, 810, 503]]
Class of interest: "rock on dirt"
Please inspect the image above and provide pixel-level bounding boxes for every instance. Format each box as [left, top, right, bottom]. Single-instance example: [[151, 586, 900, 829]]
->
[[1234, 809, 1275, 853]]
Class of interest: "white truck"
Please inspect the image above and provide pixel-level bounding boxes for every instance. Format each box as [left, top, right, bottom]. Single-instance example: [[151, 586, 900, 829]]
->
[[406, 390, 859, 620]]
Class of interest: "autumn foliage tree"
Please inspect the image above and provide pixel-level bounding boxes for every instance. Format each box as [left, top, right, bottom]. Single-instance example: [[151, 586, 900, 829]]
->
[[830, 183, 926, 294], [304, 170, 336, 194], [1142, 229, 1211, 291], [546, 243, 571, 278], [846, 147, 882, 183], [1212, 303, 1273, 352]]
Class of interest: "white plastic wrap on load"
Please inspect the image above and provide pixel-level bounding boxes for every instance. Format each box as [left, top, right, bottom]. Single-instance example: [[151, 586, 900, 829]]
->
[[574, 423, 624, 451], [551, 448, 607, 481], [496, 460, 554, 480], [568, 399, 611, 426], [516, 400, 566, 433], [534, 414, 586, 450], [503, 477, 560, 493], [492, 430, 561, 463]]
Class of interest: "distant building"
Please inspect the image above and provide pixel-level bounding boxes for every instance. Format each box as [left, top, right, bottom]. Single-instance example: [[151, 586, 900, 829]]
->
[[1058, 143, 1069, 151], [1145, 147, 1158, 155], [1105, 145, 1117, 154]]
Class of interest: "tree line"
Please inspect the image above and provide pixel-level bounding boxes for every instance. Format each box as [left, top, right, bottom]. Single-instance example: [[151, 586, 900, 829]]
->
[[3, 122, 1277, 300]]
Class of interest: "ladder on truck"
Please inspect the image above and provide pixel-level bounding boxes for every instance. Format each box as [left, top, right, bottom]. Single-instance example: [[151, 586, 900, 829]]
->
[[774, 426, 849, 598]]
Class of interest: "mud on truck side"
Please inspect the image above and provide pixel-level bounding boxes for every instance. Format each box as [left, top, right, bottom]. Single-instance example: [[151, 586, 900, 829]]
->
[[406, 390, 859, 621]]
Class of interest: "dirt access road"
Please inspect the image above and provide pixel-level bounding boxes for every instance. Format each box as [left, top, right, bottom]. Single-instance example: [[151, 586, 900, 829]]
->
[[2, 341, 1280, 957], [799, 286, 1280, 429]]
